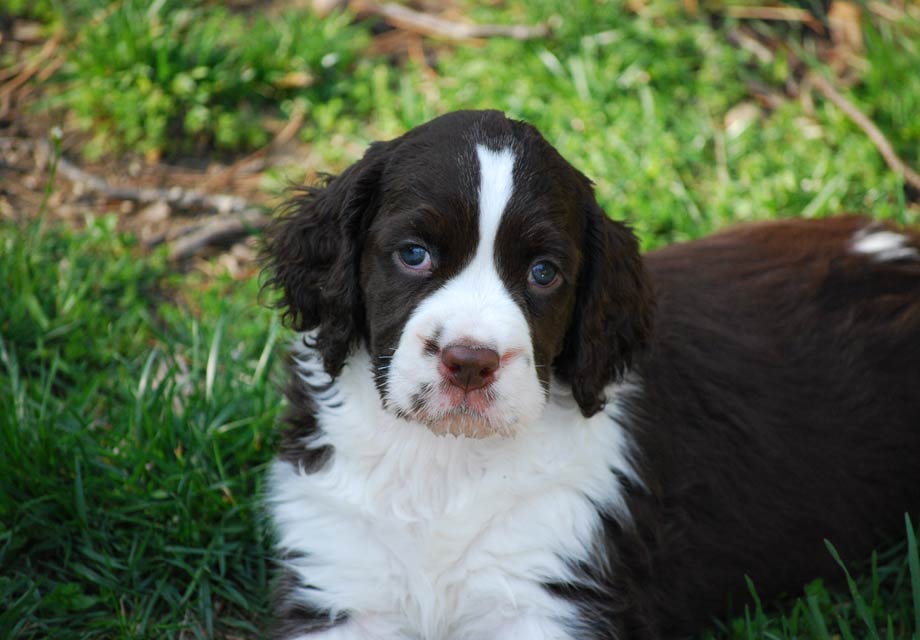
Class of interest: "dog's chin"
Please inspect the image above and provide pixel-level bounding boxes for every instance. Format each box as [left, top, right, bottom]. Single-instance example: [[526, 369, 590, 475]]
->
[[399, 403, 518, 439], [425, 410, 516, 439]]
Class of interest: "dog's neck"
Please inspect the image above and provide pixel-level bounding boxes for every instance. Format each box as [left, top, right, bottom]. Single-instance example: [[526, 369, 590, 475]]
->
[[290, 337, 642, 518], [272, 338, 644, 637]]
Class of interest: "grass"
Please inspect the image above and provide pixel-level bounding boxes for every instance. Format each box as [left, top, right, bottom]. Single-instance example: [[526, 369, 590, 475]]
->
[[2, 0, 920, 638], [0, 213, 281, 638], [702, 529, 920, 640], [6, 0, 920, 243], [36, 1, 368, 159]]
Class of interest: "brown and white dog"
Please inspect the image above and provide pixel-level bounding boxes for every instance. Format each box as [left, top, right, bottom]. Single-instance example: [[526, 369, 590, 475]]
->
[[261, 110, 920, 639]]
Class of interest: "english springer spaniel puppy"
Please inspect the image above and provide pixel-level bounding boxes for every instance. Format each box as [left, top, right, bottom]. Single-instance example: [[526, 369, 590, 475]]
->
[[261, 110, 920, 640]]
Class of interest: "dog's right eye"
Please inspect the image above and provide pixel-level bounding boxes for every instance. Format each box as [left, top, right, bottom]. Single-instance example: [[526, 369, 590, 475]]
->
[[396, 244, 432, 273], [528, 260, 560, 289]]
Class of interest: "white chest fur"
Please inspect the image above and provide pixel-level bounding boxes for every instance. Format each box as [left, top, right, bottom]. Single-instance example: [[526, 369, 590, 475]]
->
[[269, 345, 639, 639]]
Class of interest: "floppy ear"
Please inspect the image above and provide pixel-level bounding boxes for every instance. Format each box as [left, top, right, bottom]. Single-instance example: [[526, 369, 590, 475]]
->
[[261, 142, 391, 377], [554, 198, 655, 416]]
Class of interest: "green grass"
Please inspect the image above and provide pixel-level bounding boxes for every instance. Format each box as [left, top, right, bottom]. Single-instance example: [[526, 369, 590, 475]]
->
[[2, 0, 920, 637], [0, 215, 281, 637], [6, 0, 919, 239], [701, 529, 920, 640], [41, 1, 369, 159]]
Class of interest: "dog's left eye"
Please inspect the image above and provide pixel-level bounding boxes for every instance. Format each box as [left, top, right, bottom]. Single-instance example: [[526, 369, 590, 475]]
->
[[529, 261, 559, 288], [396, 244, 432, 272]]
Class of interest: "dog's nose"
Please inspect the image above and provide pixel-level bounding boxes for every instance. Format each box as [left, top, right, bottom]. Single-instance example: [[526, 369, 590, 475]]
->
[[440, 345, 500, 391]]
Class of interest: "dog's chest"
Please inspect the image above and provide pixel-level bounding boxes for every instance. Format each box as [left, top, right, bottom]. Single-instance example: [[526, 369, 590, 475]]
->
[[270, 357, 638, 637]]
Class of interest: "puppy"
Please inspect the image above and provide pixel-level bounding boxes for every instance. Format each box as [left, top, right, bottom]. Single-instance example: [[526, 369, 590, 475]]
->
[[261, 110, 920, 639]]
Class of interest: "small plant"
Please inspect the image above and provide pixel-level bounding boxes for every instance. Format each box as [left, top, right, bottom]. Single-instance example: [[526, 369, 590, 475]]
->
[[47, 0, 370, 158]]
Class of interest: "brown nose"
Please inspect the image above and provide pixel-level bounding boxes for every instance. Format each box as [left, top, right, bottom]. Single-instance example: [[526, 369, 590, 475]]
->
[[440, 345, 500, 391]]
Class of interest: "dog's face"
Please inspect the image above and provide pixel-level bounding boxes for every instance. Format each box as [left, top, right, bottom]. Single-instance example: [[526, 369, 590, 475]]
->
[[263, 111, 652, 437], [360, 140, 582, 436]]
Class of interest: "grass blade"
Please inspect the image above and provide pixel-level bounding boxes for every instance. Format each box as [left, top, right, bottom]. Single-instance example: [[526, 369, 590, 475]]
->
[[837, 613, 857, 640], [807, 594, 831, 640], [253, 314, 279, 384], [906, 514, 920, 640], [826, 539, 881, 640], [206, 317, 225, 404], [135, 348, 159, 430]]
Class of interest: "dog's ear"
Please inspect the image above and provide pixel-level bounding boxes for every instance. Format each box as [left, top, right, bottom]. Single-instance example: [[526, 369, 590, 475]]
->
[[554, 197, 654, 417], [261, 141, 392, 376]]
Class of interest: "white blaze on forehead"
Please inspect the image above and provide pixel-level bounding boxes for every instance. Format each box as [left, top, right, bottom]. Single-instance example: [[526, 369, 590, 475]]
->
[[381, 142, 545, 433], [431, 143, 519, 346], [475, 144, 516, 259]]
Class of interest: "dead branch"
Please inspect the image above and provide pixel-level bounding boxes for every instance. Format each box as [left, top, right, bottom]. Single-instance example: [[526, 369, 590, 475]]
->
[[724, 5, 824, 32], [726, 27, 775, 65], [0, 35, 62, 99], [37, 139, 254, 214], [866, 1, 911, 22], [167, 210, 269, 262], [725, 5, 814, 22], [809, 72, 920, 193], [33, 137, 270, 259], [358, 2, 550, 41], [724, 23, 920, 195]]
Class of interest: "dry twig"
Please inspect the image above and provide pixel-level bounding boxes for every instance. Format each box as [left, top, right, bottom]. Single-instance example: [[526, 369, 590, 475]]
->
[[724, 5, 824, 32], [866, 1, 912, 22], [724, 24, 920, 195], [809, 72, 920, 192], [358, 2, 550, 40], [1, 2, 121, 118], [33, 138, 270, 259], [167, 210, 268, 262], [0, 35, 62, 98], [37, 139, 254, 214]]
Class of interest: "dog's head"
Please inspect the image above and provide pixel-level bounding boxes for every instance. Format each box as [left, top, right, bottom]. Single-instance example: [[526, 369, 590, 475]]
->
[[263, 110, 652, 437]]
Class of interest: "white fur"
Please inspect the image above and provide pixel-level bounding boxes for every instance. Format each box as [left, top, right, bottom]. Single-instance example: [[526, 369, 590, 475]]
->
[[852, 228, 919, 262], [385, 145, 545, 434], [271, 342, 640, 639]]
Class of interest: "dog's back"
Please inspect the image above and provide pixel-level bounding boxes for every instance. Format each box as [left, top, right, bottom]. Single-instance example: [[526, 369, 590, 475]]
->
[[628, 215, 920, 633]]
